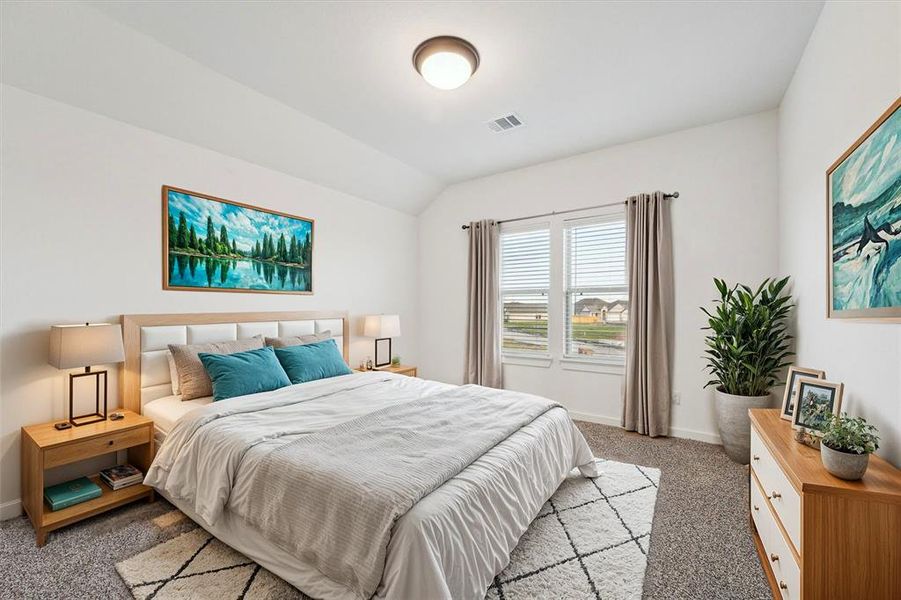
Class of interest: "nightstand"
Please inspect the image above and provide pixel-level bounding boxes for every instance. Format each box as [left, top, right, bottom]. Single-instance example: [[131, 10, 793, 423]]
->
[[21, 409, 154, 546], [375, 364, 417, 377]]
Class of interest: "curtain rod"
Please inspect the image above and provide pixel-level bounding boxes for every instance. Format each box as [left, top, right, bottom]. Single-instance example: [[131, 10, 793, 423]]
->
[[460, 191, 679, 230]]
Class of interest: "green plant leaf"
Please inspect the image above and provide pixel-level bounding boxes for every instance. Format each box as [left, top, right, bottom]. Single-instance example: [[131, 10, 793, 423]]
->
[[699, 276, 794, 397]]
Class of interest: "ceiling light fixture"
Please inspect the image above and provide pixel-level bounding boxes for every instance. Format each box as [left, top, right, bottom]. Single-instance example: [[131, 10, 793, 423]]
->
[[413, 36, 479, 90]]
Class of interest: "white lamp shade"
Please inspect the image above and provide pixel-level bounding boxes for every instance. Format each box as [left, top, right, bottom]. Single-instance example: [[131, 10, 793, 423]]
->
[[48, 323, 125, 369], [363, 314, 401, 338]]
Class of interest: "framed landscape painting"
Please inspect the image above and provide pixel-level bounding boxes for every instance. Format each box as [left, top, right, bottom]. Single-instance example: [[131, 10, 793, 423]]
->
[[162, 186, 313, 294], [827, 97, 901, 319]]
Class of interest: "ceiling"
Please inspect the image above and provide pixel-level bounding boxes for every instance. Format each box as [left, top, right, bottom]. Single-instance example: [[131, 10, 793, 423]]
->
[[89, 1, 823, 186]]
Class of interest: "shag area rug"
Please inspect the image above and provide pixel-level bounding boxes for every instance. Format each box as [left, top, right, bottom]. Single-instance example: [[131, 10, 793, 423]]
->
[[116, 459, 659, 600]]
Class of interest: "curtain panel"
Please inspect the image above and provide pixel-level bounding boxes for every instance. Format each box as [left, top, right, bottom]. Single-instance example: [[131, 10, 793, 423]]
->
[[465, 219, 503, 388], [622, 192, 674, 437]]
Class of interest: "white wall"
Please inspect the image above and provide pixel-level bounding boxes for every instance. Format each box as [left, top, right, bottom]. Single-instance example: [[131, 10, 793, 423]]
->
[[778, 1, 901, 466], [0, 85, 420, 516], [0, 2, 440, 214], [419, 111, 780, 443]]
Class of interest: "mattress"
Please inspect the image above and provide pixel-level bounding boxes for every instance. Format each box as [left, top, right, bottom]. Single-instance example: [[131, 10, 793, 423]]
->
[[143, 394, 211, 437]]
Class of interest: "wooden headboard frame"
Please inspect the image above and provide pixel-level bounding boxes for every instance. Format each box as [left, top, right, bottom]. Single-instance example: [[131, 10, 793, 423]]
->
[[120, 310, 350, 414]]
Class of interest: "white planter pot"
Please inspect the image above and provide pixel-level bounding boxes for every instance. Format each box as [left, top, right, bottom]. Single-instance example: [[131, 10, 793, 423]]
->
[[821, 442, 870, 481], [715, 388, 772, 464]]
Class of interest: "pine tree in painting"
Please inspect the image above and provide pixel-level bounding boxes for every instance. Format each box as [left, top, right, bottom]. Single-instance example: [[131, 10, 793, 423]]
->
[[168, 214, 177, 248], [176, 212, 188, 249], [206, 216, 216, 254]]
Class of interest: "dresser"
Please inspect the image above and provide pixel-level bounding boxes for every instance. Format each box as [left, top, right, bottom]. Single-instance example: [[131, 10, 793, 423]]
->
[[748, 409, 901, 599]]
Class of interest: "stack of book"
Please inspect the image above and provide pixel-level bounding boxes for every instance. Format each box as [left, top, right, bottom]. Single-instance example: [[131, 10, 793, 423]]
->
[[44, 477, 102, 511], [99, 464, 144, 491]]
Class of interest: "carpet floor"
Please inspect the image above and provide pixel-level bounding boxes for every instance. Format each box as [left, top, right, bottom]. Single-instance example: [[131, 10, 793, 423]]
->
[[0, 421, 769, 600]]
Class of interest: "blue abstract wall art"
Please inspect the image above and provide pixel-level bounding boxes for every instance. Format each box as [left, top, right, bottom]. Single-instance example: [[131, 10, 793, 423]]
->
[[828, 98, 900, 319]]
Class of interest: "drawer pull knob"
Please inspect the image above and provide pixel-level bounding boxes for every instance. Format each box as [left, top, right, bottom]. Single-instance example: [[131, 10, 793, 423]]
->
[[779, 581, 788, 590], [108, 440, 114, 446], [752, 455, 760, 461], [771, 491, 781, 499], [753, 504, 759, 511], [770, 553, 779, 562]]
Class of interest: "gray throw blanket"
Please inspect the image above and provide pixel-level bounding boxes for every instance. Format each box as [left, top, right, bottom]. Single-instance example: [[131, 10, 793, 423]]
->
[[243, 384, 559, 599]]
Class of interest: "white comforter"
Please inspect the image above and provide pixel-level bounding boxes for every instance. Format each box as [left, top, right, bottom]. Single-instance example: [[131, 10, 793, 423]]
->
[[146, 372, 598, 600]]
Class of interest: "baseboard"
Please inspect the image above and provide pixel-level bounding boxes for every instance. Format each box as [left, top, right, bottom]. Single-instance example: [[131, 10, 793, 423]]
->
[[569, 411, 722, 445], [0, 498, 22, 521], [569, 411, 621, 427]]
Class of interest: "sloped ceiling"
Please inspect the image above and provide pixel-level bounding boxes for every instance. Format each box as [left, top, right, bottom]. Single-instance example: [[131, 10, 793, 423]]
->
[[2, 1, 823, 213]]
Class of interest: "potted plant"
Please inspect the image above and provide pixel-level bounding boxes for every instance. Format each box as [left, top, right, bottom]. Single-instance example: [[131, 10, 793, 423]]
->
[[702, 277, 793, 463], [820, 413, 880, 480]]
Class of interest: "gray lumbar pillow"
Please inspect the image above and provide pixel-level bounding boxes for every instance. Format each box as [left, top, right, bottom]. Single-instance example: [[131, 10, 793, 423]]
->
[[168, 335, 264, 400], [265, 330, 332, 349]]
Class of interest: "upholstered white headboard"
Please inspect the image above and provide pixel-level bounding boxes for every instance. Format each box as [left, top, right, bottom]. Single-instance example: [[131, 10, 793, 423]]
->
[[120, 311, 350, 413]]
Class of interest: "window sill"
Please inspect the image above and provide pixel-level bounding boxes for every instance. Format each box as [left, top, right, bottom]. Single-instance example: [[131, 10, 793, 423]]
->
[[502, 354, 553, 368], [560, 357, 625, 374]]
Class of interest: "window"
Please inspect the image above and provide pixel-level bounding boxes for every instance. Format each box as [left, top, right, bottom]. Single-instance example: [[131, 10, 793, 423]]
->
[[498, 207, 628, 367], [500, 226, 550, 354], [564, 216, 628, 361]]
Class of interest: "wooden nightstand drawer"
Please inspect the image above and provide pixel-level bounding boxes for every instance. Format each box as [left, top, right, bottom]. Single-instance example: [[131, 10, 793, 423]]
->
[[44, 425, 151, 469]]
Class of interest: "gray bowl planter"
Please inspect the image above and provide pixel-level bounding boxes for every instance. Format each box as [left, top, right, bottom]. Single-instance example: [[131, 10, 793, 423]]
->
[[715, 388, 772, 464], [821, 442, 870, 481]]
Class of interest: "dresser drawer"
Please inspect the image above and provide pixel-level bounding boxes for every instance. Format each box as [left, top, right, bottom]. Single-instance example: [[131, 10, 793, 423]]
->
[[44, 426, 151, 469], [751, 472, 801, 600], [751, 425, 801, 553]]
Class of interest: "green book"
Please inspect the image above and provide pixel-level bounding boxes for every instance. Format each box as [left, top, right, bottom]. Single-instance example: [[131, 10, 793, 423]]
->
[[44, 476, 102, 511]]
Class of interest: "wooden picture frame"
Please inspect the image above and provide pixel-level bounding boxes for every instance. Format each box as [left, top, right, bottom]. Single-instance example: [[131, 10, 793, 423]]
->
[[780, 366, 826, 421], [162, 185, 314, 295], [826, 96, 901, 320], [791, 378, 843, 434]]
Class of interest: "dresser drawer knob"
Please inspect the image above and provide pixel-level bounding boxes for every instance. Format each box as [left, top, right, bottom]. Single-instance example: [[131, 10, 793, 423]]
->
[[752, 455, 760, 461], [770, 553, 779, 562], [771, 491, 781, 499], [108, 440, 114, 446], [779, 581, 788, 590]]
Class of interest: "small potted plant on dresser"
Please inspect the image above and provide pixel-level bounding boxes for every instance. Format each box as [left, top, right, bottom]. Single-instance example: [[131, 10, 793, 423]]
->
[[701, 277, 793, 464], [820, 413, 880, 481]]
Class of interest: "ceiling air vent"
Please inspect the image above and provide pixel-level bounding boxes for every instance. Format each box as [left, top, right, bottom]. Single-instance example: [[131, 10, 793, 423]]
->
[[487, 113, 524, 133]]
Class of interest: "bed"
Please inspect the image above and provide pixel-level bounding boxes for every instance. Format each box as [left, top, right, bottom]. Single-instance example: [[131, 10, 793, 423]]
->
[[121, 310, 598, 600]]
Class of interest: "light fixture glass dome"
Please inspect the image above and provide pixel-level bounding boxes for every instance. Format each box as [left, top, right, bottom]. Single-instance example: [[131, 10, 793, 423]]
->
[[413, 36, 479, 90]]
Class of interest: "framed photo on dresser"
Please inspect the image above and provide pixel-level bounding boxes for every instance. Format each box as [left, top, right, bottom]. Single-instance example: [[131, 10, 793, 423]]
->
[[791, 378, 843, 433], [780, 366, 825, 421]]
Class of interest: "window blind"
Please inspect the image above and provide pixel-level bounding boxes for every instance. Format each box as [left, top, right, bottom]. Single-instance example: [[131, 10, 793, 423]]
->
[[564, 215, 628, 360], [500, 227, 550, 354]]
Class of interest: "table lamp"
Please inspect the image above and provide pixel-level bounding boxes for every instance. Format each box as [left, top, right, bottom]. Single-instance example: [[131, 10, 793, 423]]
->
[[363, 314, 401, 368], [48, 323, 125, 429]]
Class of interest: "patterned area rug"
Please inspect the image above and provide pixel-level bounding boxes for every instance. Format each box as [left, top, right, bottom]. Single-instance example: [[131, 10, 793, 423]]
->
[[116, 459, 659, 599]]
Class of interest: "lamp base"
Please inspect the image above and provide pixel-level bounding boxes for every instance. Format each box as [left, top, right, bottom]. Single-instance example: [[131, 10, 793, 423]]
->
[[68, 368, 109, 427], [70, 413, 107, 427]]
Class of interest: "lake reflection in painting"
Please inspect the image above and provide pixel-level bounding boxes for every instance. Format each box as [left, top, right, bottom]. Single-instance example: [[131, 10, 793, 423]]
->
[[168, 255, 311, 291]]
